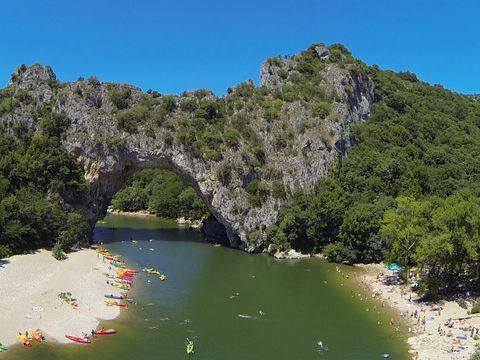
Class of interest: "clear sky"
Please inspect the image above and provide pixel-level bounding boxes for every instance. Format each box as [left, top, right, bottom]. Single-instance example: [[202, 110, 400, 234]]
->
[[0, 0, 478, 95]]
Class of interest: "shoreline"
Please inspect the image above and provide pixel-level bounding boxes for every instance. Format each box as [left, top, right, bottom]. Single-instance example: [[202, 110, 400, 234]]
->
[[0, 249, 121, 348], [105, 209, 202, 228], [356, 263, 480, 360], [106, 209, 157, 218]]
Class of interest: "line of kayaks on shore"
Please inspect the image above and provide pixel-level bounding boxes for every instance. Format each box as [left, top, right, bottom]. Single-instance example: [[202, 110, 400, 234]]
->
[[96, 246, 137, 307], [94, 244, 196, 353], [16, 329, 45, 347]]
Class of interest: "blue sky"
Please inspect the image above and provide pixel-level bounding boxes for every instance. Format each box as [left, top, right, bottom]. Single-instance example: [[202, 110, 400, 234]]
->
[[0, 0, 478, 95]]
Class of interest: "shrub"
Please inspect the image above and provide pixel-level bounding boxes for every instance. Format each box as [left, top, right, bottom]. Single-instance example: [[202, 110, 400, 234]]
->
[[196, 99, 221, 121], [263, 99, 283, 120], [217, 164, 232, 186], [160, 95, 177, 113], [180, 98, 198, 112], [52, 242, 66, 260], [472, 297, 480, 314], [117, 106, 150, 133], [312, 101, 332, 118], [87, 76, 100, 86], [272, 181, 286, 199], [224, 128, 240, 148], [245, 179, 270, 207], [323, 242, 356, 264], [109, 87, 132, 110], [0, 245, 13, 259]]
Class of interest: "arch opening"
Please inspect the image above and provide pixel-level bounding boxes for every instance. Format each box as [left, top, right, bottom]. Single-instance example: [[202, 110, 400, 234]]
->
[[92, 165, 230, 246]]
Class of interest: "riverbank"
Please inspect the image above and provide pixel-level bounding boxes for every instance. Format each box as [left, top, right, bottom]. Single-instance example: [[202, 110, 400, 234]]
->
[[106, 209, 157, 218], [358, 263, 480, 360], [106, 209, 202, 228], [0, 249, 120, 348]]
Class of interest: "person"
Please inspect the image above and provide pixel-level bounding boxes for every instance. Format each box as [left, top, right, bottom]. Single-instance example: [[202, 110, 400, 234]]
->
[[91, 329, 95, 338]]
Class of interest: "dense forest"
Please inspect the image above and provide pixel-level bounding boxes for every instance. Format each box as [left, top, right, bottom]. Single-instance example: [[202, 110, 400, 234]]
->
[[267, 67, 480, 295], [0, 101, 89, 259], [110, 169, 209, 220]]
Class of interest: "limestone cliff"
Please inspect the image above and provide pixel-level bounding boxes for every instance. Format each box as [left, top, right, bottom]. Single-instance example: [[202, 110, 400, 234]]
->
[[0, 44, 375, 251]]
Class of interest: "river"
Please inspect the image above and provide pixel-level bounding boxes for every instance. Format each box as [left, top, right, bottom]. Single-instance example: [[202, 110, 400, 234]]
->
[[7, 214, 409, 359]]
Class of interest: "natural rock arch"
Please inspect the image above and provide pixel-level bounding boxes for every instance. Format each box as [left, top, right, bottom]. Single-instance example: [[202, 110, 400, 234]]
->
[[6, 45, 375, 251]]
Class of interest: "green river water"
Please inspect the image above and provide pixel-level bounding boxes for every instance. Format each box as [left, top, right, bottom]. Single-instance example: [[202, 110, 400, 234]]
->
[[6, 215, 409, 359]]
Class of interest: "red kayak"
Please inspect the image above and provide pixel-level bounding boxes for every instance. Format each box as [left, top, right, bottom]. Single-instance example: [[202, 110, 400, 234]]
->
[[65, 335, 91, 344], [117, 272, 134, 277], [104, 256, 123, 262], [94, 329, 118, 335]]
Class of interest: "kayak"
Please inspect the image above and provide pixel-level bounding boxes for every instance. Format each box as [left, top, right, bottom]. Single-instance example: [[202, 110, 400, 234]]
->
[[104, 299, 127, 307], [117, 275, 134, 280], [17, 335, 31, 347], [117, 272, 134, 278], [104, 294, 127, 300], [114, 284, 130, 290], [94, 329, 117, 335], [65, 335, 91, 344], [114, 279, 133, 285], [111, 261, 125, 268], [186, 342, 194, 354], [104, 256, 122, 261], [28, 329, 43, 342], [143, 268, 161, 275], [124, 268, 139, 273], [0, 343, 7, 351]]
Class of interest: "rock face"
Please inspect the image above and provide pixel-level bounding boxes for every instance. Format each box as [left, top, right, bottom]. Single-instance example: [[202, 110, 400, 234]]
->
[[1, 46, 376, 251]]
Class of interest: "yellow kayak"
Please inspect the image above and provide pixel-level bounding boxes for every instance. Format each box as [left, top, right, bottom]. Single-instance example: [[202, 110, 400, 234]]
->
[[186, 341, 194, 354]]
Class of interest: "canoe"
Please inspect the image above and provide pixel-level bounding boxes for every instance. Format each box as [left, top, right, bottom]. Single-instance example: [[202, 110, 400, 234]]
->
[[94, 329, 117, 335], [65, 335, 91, 344]]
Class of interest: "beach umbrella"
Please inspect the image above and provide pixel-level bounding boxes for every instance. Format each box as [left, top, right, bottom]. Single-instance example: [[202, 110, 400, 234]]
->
[[386, 263, 402, 271]]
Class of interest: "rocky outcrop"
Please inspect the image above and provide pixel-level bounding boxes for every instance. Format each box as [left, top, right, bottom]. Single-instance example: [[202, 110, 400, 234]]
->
[[1, 45, 376, 251]]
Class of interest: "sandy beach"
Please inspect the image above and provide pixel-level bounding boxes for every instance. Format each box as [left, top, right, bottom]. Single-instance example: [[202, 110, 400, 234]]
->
[[0, 249, 120, 348], [358, 263, 480, 360]]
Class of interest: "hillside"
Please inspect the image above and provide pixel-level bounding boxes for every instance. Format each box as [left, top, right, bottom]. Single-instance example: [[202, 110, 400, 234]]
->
[[1, 43, 480, 293]]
